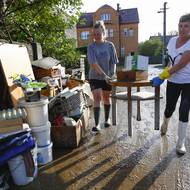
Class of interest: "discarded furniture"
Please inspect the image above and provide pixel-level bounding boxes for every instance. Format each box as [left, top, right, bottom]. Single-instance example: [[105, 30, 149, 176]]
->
[[32, 57, 63, 96], [110, 80, 161, 136]]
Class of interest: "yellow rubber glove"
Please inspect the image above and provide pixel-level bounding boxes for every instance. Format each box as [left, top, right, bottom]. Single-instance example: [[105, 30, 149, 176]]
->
[[159, 67, 170, 80]]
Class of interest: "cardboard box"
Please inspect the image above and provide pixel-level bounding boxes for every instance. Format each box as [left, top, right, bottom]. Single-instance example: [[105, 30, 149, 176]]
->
[[33, 67, 61, 79], [0, 118, 23, 133], [80, 107, 90, 137], [0, 43, 35, 107], [117, 70, 148, 82], [51, 108, 90, 148], [41, 86, 58, 97], [51, 119, 82, 148], [67, 79, 81, 89]]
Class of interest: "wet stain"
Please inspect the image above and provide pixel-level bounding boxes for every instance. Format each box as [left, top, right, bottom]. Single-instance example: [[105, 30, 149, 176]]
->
[[8, 65, 190, 190]]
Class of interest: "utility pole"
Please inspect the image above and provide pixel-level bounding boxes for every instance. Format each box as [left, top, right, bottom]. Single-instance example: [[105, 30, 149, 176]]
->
[[158, 2, 169, 66]]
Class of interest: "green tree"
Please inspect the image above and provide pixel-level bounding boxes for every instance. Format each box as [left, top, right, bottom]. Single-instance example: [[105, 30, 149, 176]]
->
[[138, 39, 163, 56], [0, 0, 82, 68]]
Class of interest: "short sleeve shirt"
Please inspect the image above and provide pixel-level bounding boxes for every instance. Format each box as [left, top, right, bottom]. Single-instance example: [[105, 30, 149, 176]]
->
[[167, 36, 190, 83], [87, 41, 118, 80]]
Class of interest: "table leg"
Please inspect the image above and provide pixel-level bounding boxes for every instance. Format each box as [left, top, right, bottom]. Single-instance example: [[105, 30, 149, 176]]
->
[[136, 87, 141, 121], [112, 86, 117, 125], [154, 86, 160, 130], [128, 87, 132, 136]]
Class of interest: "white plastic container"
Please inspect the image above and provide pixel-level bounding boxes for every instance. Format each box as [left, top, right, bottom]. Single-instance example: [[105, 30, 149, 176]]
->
[[37, 143, 53, 166], [124, 55, 132, 71], [8, 146, 38, 186], [31, 122, 51, 147], [19, 96, 49, 127]]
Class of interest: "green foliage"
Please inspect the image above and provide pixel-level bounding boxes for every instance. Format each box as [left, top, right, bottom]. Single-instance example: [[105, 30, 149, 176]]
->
[[138, 39, 163, 56], [76, 46, 87, 54], [0, 0, 83, 68]]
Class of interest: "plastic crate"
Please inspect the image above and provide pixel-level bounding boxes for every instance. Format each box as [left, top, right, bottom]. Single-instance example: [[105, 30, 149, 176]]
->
[[48, 90, 87, 121], [59, 90, 86, 117]]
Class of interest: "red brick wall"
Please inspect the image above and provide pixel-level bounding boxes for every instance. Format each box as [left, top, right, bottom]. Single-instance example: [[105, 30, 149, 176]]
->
[[77, 6, 138, 59], [120, 23, 139, 56]]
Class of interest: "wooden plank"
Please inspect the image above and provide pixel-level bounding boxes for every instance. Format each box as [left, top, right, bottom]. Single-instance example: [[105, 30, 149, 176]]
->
[[136, 87, 141, 121], [116, 71, 148, 82], [110, 80, 151, 87], [128, 87, 132, 136], [111, 86, 117, 125], [0, 118, 23, 133]]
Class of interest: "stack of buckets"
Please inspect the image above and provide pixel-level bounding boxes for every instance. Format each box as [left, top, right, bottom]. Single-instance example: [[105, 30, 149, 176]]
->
[[19, 96, 53, 166]]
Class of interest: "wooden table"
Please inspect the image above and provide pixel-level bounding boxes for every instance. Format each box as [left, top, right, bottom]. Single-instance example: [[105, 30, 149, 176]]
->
[[110, 80, 160, 136]]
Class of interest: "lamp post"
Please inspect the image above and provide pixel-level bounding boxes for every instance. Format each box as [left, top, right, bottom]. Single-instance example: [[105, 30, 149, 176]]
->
[[158, 2, 169, 66]]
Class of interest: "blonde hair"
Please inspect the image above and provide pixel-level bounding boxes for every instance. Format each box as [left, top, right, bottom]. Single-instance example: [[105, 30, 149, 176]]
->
[[93, 20, 106, 36], [179, 13, 190, 22]]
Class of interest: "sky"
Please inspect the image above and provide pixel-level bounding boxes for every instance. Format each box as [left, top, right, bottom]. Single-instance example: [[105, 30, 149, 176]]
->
[[81, 0, 190, 42]]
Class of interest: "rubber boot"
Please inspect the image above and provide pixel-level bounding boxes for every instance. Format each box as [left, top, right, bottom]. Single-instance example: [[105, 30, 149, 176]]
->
[[94, 107, 100, 126], [92, 107, 101, 133], [104, 104, 111, 128], [161, 116, 170, 135], [176, 121, 188, 154]]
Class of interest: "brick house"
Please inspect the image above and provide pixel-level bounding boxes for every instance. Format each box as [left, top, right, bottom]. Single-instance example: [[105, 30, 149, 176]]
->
[[76, 4, 139, 59]]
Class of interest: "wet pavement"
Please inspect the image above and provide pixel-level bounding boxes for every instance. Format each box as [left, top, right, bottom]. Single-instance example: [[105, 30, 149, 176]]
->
[[9, 65, 190, 190]]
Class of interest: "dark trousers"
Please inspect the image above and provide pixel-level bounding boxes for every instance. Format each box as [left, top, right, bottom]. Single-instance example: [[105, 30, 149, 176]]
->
[[164, 81, 190, 122]]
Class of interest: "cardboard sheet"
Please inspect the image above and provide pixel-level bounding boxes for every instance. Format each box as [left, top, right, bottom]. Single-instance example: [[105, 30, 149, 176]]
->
[[0, 43, 35, 106]]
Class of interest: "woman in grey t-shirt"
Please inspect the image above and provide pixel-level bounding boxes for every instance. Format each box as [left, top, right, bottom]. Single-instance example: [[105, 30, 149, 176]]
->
[[87, 20, 118, 133]]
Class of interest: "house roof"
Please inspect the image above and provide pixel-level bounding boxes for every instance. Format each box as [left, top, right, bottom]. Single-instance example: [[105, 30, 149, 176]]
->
[[77, 5, 139, 28], [119, 8, 139, 24], [77, 12, 93, 28], [99, 4, 113, 9]]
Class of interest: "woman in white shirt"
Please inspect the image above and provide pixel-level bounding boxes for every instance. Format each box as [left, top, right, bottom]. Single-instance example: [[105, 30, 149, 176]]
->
[[152, 13, 190, 154]]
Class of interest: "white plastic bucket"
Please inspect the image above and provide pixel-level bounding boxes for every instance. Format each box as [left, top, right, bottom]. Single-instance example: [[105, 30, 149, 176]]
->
[[7, 146, 38, 186], [37, 143, 53, 166], [31, 122, 51, 147], [19, 96, 49, 127]]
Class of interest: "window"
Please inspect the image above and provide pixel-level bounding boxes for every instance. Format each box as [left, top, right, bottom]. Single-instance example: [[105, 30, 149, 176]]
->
[[124, 28, 134, 37], [81, 31, 89, 40], [105, 29, 113, 37], [100, 13, 111, 21], [109, 29, 113, 37], [129, 29, 134, 36], [121, 47, 125, 57]]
